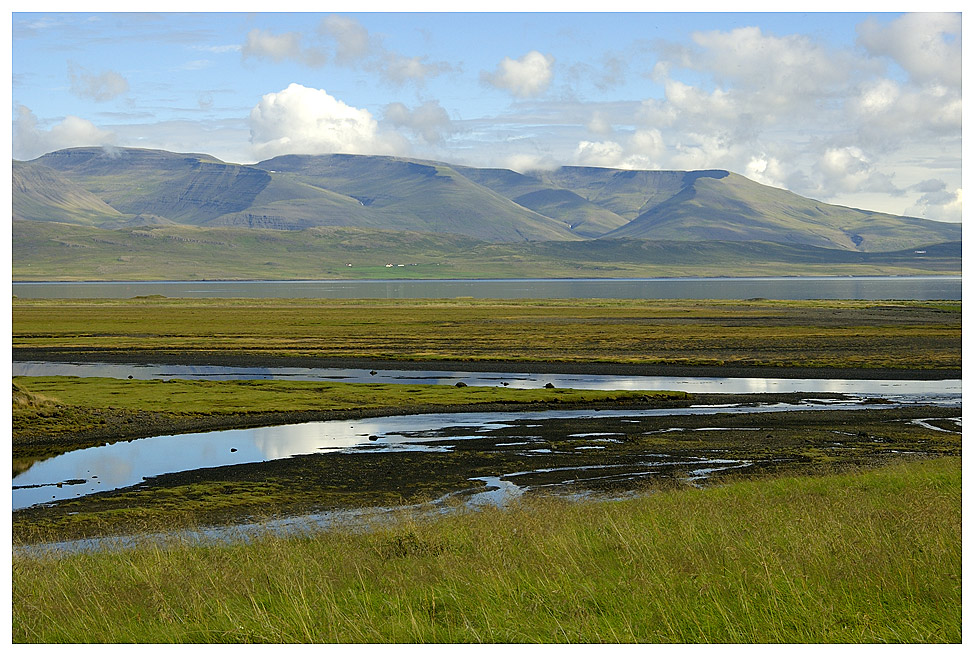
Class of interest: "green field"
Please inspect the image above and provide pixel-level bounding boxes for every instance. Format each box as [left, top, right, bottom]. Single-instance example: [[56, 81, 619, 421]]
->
[[12, 297, 962, 371], [13, 457, 961, 643]]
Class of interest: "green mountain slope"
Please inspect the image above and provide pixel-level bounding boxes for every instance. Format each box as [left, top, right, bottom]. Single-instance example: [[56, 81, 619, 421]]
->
[[11, 220, 960, 281], [253, 154, 580, 242], [538, 167, 692, 220], [12, 161, 123, 225], [604, 171, 960, 251], [452, 166, 630, 237], [32, 147, 271, 224]]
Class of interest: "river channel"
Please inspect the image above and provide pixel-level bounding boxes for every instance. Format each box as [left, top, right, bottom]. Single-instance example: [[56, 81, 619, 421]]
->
[[11, 361, 962, 395]]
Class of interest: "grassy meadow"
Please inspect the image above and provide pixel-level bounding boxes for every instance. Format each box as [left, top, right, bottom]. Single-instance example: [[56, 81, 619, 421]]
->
[[12, 297, 961, 371], [12, 457, 961, 643]]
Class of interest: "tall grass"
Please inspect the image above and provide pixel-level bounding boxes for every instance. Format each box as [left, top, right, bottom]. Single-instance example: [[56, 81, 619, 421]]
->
[[13, 457, 961, 643]]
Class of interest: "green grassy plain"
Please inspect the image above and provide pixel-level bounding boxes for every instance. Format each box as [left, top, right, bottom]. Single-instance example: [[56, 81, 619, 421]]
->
[[12, 297, 962, 371], [13, 457, 961, 643]]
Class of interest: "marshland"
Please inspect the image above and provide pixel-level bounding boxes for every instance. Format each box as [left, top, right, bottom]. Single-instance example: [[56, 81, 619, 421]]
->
[[11, 296, 961, 642]]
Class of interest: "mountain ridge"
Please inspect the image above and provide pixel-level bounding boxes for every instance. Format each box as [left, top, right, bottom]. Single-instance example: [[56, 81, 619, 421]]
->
[[14, 146, 960, 252]]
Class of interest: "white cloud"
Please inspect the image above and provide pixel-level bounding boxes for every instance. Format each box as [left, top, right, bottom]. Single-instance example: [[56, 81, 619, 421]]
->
[[319, 14, 372, 63], [690, 26, 854, 103], [383, 101, 455, 145], [317, 14, 453, 86], [13, 105, 116, 160], [242, 28, 325, 67], [482, 51, 555, 98], [382, 54, 453, 86], [906, 179, 962, 222], [503, 153, 559, 173], [816, 146, 899, 195], [68, 65, 129, 102], [587, 112, 612, 135], [745, 155, 789, 189], [629, 129, 665, 162], [248, 83, 404, 160], [574, 140, 624, 167], [857, 13, 961, 86]]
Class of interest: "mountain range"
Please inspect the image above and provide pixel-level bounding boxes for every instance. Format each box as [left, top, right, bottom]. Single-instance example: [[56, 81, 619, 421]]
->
[[12, 147, 961, 279]]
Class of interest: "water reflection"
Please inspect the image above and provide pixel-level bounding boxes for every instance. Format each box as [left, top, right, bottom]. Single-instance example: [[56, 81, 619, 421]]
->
[[12, 398, 959, 510], [11, 361, 962, 395]]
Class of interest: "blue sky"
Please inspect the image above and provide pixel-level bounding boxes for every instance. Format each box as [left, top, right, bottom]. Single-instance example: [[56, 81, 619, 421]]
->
[[9, 8, 963, 221]]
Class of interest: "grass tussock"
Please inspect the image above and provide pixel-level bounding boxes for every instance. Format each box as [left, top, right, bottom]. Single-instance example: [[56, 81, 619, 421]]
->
[[12, 457, 961, 643]]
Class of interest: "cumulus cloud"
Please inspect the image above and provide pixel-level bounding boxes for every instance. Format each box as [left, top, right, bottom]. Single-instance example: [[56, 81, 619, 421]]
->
[[816, 146, 900, 195], [68, 64, 128, 101], [383, 101, 455, 145], [906, 180, 961, 222], [319, 14, 372, 63], [857, 12, 961, 86], [629, 129, 665, 162], [13, 105, 115, 160], [504, 152, 559, 173], [248, 83, 404, 159], [575, 140, 624, 167], [690, 26, 855, 103], [242, 28, 326, 67], [481, 51, 555, 98]]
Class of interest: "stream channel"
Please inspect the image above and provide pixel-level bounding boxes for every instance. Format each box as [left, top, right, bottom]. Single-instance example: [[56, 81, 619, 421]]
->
[[13, 361, 961, 511]]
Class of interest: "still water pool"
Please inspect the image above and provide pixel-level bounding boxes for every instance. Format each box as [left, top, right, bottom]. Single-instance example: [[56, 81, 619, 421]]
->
[[12, 397, 961, 510]]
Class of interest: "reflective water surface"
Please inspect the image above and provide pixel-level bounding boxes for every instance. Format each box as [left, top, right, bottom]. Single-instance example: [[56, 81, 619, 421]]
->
[[12, 361, 962, 395], [12, 397, 961, 510], [11, 276, 962, 300]]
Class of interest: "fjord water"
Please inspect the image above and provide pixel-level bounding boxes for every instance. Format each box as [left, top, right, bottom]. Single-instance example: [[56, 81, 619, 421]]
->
[[10, 276, 962, 300]]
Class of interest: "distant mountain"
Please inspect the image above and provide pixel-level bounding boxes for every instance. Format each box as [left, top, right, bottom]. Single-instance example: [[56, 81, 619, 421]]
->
[[13, 146, 961, 252], [11, 220, 961, 281], [12, 161, 123, 225]]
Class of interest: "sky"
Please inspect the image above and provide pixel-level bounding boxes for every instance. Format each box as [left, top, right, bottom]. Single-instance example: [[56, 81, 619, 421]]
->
[[8, 6, 964, 222]]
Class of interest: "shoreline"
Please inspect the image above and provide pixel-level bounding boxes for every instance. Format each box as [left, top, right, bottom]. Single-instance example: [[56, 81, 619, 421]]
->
[[12, 348, 960, 381]]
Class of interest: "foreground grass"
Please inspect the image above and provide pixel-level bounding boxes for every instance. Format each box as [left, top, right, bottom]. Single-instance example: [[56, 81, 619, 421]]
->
[[12, 457, 961, 643], [12, 297, 962, 370]]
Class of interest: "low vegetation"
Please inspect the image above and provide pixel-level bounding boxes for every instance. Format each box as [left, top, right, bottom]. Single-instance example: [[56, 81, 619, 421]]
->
[[11, 221, 961, 280], [13, 457, 961, 643], [12, 375, 683, 461], [12, 297, 961, 371]]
